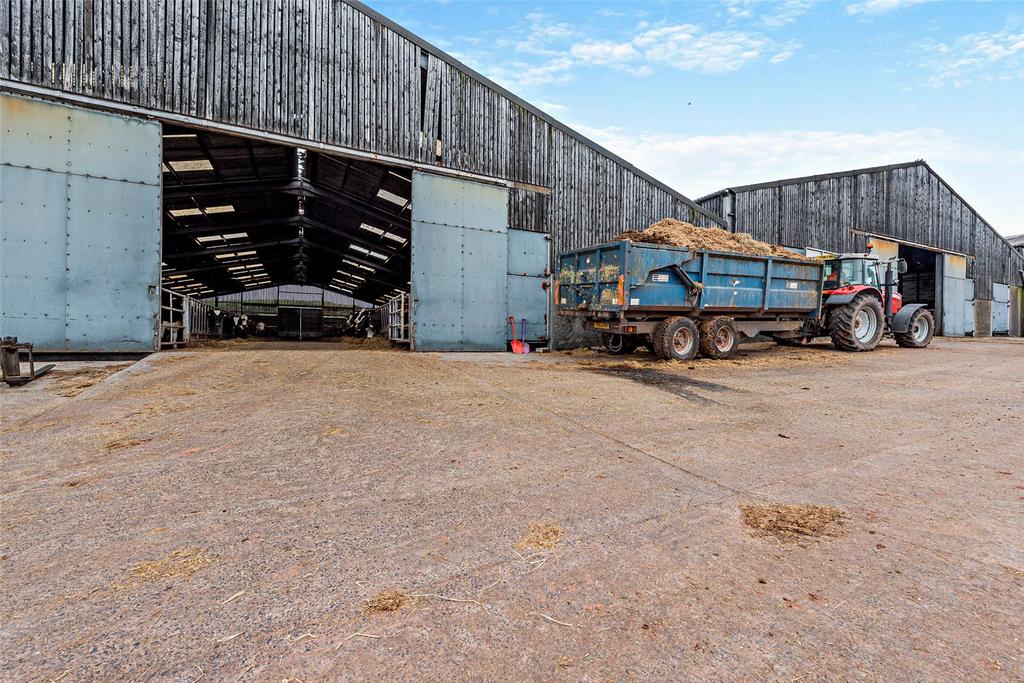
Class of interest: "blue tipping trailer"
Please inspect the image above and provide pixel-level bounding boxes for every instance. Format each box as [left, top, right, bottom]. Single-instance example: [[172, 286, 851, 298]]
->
[[556, 240, 825, 360]]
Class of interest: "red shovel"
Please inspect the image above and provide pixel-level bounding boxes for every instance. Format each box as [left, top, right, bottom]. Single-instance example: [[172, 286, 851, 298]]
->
[[508, 316, 524, 353]]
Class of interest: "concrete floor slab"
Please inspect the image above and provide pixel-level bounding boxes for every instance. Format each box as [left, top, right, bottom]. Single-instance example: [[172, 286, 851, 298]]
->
[[0, 338, 1021, 680]]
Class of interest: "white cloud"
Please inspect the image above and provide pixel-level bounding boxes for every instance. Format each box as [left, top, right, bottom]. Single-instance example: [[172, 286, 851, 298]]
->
[[571, 40, 640, 65], [571, 125, 1024, 234], [846, 0, 927, 15], [919, 26, 1024, 87], [635, 25, 771, 73], [762, 0, 816, 27]]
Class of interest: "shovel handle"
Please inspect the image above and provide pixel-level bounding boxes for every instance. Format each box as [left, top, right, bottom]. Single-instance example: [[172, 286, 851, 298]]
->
[[508, 315, 518, 340]]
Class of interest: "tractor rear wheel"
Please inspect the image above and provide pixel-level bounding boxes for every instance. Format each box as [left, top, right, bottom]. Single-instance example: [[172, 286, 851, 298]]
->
[[658, 316, 700, 361], [829, 294, 884, 351], [895, 308, 935, 348], [699, 317, 739, 359], [602, 333, 637, 355]]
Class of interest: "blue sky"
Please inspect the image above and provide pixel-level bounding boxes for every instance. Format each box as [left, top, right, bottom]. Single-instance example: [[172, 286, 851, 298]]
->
[[366, 0, 1024, 236]]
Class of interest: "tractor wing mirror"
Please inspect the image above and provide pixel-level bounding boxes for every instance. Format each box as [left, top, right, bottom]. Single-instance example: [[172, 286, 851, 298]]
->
[[897, 259, 908, 275]]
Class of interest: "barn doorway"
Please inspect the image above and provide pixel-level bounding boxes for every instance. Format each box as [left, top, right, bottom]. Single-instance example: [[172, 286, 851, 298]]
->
[[159, 124, 412, 342], [897, 244, 938, 312]]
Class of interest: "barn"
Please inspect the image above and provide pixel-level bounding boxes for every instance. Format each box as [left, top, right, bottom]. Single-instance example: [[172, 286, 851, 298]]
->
[[697, 162, 1024, 338], [0, 0, 721, 354], [1, 2, 1021, 353]]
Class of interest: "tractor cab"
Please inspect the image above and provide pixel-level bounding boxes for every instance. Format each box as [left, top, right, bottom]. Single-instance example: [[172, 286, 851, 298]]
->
[[822, 255, 882, 291], [822, 254, 904, 313]]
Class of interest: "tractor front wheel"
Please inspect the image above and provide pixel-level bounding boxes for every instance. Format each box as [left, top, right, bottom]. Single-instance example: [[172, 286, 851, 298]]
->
[[895, 308, 935, 348], [829, 294, 884, 351], [699, 317, 739, 359], [657, 317, 700, 361]]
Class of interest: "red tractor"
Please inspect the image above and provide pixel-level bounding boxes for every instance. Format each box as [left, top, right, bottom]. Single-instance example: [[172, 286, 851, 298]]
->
[[774, 253, 935, 351]]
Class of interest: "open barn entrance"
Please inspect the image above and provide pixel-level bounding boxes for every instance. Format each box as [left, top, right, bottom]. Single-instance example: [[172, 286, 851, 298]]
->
[[159, 124, 411, 342], [897, 244, 938, 313]]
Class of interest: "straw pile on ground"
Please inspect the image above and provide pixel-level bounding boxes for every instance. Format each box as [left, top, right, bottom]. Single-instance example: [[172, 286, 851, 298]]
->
[[616, 219, 810, 260], [740, 504, 846, 541]]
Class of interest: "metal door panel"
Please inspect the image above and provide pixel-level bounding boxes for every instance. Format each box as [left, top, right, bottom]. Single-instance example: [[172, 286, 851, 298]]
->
[[965, 279, 975, 335], [941, 276, 968, 336], [0, 95, 72, 171], [411, 173, 508, 233], [411, 171, 510, 351], [411, 222, 466, 350], [0, 165, 68, 341], [0, 93, 161, 352], [68, 106, 163, 184], [65, 176, 161, 351], [992, 282, 1010, 334], [506, 229, 549, 342], [462, 229, 508, 350]]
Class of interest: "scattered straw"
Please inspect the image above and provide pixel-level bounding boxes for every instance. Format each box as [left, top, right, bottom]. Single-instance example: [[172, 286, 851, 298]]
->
[[363, 590, 416, 615], [516, 521, 564, 551], [336, 632, 381, 648], [216, 632, 243, 644], [740, 504, 846, 542], [105, 437, 151, 452], [218, 590, 246, 605], [528, 611, 577, 628], [116, 548, 211, 588]]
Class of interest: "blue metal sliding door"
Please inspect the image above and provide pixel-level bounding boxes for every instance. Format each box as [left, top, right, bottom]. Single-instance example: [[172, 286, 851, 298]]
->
[[410, 172, 509, 351]]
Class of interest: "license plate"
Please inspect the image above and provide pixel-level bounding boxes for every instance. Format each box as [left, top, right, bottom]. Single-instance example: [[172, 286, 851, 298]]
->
[[593, 322, 610, 330]]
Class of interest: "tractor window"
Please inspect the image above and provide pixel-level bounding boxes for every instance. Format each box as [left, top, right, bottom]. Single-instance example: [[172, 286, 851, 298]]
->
[[840, 260, 862, 286], [823, 261, 839, 286], [865, 262, 880, 288]]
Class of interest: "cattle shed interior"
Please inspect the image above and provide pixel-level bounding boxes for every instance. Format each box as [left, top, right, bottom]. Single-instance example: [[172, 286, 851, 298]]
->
[[161, 125, 411, 306]]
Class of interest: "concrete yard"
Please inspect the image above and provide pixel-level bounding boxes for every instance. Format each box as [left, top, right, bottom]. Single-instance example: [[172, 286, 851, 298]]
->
[[1, 338, 1022, 681]]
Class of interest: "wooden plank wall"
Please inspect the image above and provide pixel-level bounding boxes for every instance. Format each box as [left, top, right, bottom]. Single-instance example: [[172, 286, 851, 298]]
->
[[0, 0, 718, 262], [695, 164, 1022, 300]]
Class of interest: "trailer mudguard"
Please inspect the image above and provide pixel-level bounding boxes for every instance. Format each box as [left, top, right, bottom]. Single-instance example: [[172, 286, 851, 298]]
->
[[892, 303, 928, 333]]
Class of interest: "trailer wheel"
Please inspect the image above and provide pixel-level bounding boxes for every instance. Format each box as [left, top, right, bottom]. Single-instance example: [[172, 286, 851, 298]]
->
[[602, 333, 637, 355], [699, 317, 739, 359], [829, 294, 884, 351], [651, 320, 671, 359], [895, 308, 935, 348], [658, 317, 700, 361]]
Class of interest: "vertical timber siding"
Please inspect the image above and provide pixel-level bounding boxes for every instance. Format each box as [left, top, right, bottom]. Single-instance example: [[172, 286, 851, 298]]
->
[[696, 162, 1023, 300], [0, 0, 720, 264]]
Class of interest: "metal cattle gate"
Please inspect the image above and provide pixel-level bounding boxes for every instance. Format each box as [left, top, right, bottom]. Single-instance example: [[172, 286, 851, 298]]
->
[[0, 93, 161, 352]]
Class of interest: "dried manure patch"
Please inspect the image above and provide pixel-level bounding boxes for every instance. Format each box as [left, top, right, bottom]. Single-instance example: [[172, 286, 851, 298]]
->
[[516, 521, 564, 550], [741, 504, 846, 542], [616, 218, 810, 260], [364, 590, 417, 615], [46, 364, 131, 397], [115, 548, 211, 589]]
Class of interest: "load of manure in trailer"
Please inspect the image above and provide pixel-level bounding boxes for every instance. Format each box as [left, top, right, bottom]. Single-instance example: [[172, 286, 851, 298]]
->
[[615, 218, 811, 260]]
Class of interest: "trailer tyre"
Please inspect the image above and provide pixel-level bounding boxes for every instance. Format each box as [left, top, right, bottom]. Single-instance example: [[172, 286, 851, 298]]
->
[[829, 294, 884, 351], [895, 308, 935, 348], [602, 333, 638, 355], [658, 317, 700, 361], [651, 321, 671, 359], [699, 317, 739, 359]]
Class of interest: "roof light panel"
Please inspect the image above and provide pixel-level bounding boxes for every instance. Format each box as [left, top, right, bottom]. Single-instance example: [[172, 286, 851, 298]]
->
[[168, 159, 214, 172], [169, 208, 203, 218], [376, 189, 407, 207]]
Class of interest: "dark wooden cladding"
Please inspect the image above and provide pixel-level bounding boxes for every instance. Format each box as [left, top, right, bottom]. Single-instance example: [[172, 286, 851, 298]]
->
[[0, 0, 720, 259], [696, 162, 1023, 300]]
